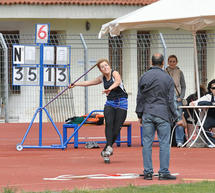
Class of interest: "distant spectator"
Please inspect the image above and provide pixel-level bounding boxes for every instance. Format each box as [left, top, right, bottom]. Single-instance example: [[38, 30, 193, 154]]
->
[[166, 55, 186, 147]]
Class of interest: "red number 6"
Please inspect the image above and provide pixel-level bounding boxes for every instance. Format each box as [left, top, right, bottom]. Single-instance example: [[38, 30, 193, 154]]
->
[[38, 25, 47, 39]]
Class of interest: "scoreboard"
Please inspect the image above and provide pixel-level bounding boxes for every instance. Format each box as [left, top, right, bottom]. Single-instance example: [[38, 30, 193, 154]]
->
[[12, 24, 71, 87]]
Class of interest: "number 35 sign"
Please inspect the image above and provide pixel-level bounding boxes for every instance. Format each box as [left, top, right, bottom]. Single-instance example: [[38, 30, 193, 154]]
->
[[36, 24, 49, 44]]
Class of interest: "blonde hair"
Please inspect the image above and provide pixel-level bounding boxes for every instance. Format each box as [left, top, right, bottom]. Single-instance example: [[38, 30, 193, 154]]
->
[[96, 59, 111, 70]]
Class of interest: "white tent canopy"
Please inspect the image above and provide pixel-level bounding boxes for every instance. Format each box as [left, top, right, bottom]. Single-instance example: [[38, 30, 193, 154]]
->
[[99, 0, 215, 98], [99, 0, 215, 38]]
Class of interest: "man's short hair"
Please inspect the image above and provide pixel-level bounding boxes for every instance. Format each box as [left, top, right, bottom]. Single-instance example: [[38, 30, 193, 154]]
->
[[152, 54, 164, 66]]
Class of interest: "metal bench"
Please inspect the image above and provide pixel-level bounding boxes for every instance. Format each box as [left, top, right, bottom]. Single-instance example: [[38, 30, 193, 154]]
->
[[63, 120, 132, 148]]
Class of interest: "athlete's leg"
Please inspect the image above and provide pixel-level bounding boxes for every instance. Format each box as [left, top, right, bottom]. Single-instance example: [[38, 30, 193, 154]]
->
[[111, 108, 127, 146], [104, 105, 115, 148]]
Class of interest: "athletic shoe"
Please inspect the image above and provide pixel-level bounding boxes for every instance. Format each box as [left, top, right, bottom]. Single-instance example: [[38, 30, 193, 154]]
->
[[101, 150, 110, 164], [177, 142, 183, 148], [85, 141, 99, 149], [208, 144, 215, 148], [103, 156, 110, 164], [101, 150, 106, 157], [158, 173, 176, 180], [143, 173, 152, 180], [105, 146, 113, 156]]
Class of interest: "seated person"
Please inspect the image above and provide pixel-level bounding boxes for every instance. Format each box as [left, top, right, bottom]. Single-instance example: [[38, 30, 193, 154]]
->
[[190, 79, 215, 147], [184, 85, 207, 139]]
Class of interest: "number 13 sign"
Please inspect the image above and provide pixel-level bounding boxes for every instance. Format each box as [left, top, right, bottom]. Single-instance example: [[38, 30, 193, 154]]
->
[[36, 24, 49, 44]]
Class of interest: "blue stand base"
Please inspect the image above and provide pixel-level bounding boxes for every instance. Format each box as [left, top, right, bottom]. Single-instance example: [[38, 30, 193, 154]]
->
[[17, 107, 64, 151]]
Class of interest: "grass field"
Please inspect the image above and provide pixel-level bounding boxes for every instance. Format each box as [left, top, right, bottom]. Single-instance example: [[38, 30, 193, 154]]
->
[[2, 181, 215, 193]]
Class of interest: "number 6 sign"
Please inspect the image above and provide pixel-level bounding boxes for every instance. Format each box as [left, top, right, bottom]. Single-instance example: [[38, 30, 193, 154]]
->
[[36, 24, 49, 44]]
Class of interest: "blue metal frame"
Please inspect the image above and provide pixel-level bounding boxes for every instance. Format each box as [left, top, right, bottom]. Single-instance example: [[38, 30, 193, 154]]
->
[[62, 110, 132, 148], [43, 45, 71, 87], [12, 44, 40, 86], [17, 107, 65, 149], [17, 43, 65, 150], [16, 25, 71, 150], [63, 110, 104, 146]]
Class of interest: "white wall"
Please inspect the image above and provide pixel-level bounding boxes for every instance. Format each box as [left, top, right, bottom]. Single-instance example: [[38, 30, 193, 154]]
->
[[0, 5, 141, 19], [0, 18, 215, 122]]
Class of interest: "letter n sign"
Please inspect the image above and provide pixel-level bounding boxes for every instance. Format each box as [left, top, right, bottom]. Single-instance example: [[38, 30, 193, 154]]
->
[[13, 45, 24, 64]]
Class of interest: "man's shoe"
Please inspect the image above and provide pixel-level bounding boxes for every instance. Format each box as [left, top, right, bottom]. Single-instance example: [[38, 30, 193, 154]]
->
[[144, 173, 152, 180], [159, 173, 176, 180]]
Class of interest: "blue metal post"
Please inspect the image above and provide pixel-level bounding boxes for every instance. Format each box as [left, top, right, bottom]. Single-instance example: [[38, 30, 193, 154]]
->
[[39, 44, 44, 146]]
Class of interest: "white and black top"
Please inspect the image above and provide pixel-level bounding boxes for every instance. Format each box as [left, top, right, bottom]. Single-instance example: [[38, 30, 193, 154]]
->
[[103, 70, 128, 101], [193, 93, 215, 106]]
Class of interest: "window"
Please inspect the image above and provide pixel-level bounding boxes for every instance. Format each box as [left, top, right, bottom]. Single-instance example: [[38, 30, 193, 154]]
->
[[0, 31, 20, 94], [196, 31, 207, 87], [108, 35, 123, 76], [137, 31, 151, 81]]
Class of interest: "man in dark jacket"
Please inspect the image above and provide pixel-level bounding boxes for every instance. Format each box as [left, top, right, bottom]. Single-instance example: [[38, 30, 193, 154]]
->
[[136, 53, 183, 180]]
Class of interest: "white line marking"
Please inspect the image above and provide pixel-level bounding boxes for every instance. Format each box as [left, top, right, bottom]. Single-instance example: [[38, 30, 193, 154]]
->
[[43, 173, 179, 181]]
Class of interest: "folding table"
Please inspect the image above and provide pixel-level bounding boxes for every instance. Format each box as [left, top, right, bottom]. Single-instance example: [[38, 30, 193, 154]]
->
[[179, 105, 215, 148]]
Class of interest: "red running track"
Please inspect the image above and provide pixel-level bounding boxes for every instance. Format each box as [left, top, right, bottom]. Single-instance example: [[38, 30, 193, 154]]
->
[[0, 122, 215, 192]]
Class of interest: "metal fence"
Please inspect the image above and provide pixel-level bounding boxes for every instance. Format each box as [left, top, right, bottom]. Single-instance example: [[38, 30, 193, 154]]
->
[[0, 32, 214, 123]]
